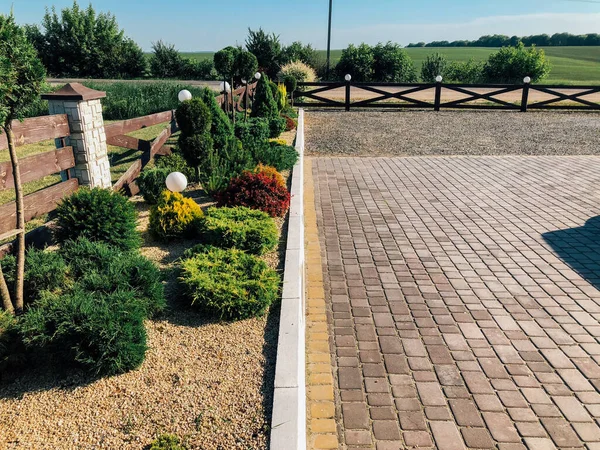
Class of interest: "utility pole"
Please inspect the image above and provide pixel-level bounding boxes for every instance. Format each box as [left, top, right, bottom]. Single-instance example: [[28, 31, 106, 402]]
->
[[326, 0, 333, 80]]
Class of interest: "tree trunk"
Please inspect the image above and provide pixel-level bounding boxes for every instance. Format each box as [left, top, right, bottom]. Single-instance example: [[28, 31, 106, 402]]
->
[[4, 125, 24, 314], [0, 264, 13, 314], [231, 77, 236, 127]]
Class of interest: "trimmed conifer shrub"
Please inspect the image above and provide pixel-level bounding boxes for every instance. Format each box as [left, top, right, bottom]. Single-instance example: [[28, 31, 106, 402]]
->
[[149, 190, 203, 241], [54, 187, 141, 251], [199, 206, 278, 255], [200, 87, 234, 150], [180, 245, 279, 320], [251, 73, 278, 120], [19, 288, 147, 376]]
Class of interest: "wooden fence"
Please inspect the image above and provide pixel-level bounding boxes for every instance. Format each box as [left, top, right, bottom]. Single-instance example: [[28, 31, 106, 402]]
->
[[293, 81, 600, 111], [0, 115, 77, 240]]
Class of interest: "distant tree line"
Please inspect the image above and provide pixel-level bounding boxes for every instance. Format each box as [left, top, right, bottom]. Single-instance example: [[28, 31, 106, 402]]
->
[[407, 33, 600, 48]]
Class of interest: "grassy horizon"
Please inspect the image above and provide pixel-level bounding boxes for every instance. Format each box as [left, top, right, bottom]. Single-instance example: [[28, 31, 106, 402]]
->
[[168, 46, 600, 85]]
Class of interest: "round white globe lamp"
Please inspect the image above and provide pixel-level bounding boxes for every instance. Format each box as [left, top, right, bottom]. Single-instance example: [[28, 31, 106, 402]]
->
[[523, 76, 531, 84], [178, 89, 192, 102], [435, 75, 443, 83], [219, 81, 231, 93], [255, 72, 262, 80], [165, 172, 188, 193], [345, 74, 352, 82]]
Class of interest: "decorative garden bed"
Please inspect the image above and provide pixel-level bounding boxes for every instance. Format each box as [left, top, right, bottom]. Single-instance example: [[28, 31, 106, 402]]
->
[[0, 69, 300, 449]]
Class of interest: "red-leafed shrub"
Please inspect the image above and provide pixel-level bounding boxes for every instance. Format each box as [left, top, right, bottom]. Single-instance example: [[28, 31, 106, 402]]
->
[[283, 115, 296, 131], [216, 171, 290, 217]]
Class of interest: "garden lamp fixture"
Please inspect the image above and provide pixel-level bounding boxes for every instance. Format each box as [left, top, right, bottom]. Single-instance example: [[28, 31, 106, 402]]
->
[[345, 74, 352, 82], [523, 76, 531, 84], [241, 79, 247, 85], [220, 81, 231, 93], [255, 72, 262, 80], [165, 172, 188, 193], [178, 89, 192, 102], [435, 75, 443, 83]]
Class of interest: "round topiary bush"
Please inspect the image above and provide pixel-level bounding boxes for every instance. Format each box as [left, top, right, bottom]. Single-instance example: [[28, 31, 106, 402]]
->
[[54, 187, 141, 251], [175, 98, 212, 136], [149, 190, 203, 241], [137, 167, 171, 204], [180, 245, 280, 320], [199, 206, 278, 255], [216, 171, 290, 218]]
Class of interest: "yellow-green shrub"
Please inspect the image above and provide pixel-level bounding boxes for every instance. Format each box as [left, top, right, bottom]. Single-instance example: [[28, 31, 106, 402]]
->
[[269, 138, 287, 146], [149, 190, 203, 241], [277, 83, 287, 110]]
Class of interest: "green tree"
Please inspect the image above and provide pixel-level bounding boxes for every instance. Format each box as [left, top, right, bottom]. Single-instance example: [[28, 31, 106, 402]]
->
[[281, 41, 319, 68], [150, 40, 190, 79], [335, 43, 374, 82], [421, 52, 448, 82], [245, 28, 281, 78], [29, 1, 145, 78], [0, 13, 47, 314], [482, 43, 550, 83], [372, 42, 417, 82]]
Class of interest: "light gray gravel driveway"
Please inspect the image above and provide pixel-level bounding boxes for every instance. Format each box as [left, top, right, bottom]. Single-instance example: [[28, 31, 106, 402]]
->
[[305, 110, 600, 156]]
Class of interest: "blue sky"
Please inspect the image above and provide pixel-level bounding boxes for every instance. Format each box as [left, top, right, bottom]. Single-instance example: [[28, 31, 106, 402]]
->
[[9, 0, 600, 51]]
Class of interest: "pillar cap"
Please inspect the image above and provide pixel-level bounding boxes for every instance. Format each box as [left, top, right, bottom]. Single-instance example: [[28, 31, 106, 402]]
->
[[41, 83, 106, 101]]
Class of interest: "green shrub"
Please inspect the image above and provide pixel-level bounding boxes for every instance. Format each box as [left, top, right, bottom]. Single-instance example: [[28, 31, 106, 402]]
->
[[155, 152, 196, 182], [0, 309, 25, 375], [255, 144, 299, 171], [235, 118, 270, 155], [180, 245, 280, 320], [137, 168, 171, 204], [19, 288, 147, 376], [482, 43, 550, 83], [282, 75, 297, 94], [178, 133, 214, 172], [59, 238, 165, 317], [200, 87, 234, 150], [197, 136, 254, 197], [149, 190, 203, 241], [445, 59, 484, 83], [372, 42, 417, 82], [200, 206, 278, 255], [335, 43, 374, 82], [175, 98, 212, 136], [269, 116, 286, 139], [251, 73, 279, 120], [150, 434, 187, 450], [421, 52, 448, 82], [54, 188, 141, 251]]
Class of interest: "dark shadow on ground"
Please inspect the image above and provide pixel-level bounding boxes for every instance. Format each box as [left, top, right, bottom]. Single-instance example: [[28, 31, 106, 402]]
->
[[543, 215, 600, 290]]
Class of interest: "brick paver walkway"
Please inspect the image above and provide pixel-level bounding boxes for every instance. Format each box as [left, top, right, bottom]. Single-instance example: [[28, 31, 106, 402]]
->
[[313, 156, 600, 450]]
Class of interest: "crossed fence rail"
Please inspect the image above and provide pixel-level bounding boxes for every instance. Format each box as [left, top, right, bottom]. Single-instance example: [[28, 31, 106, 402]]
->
[[293, 81, 600, 111]]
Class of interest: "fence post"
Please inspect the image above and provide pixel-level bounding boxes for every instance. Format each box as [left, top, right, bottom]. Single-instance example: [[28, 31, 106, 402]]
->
[[345, 74, 352, 112], [434, 76, 443, 112], [521, 77, 531, 112], [42, 83, 112, 189]]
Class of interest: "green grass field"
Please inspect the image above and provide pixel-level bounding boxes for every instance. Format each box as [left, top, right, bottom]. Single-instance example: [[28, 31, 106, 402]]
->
[[181, 46, 600, 84]]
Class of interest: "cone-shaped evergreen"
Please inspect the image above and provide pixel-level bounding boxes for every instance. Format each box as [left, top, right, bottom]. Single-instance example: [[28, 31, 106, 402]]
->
[[251, 73, 278, 119]]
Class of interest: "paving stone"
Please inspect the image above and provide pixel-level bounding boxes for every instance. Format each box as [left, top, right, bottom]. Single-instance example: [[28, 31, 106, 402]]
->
[[373, 420, 401, 440], [461, 428, 495, 449], [430, 421, 466, 450], [482, 412, 522, 442], [541, 418, 583, 448]]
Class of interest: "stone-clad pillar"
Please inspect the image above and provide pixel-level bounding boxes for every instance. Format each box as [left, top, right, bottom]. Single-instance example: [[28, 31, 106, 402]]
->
[[42, 83, 112, 188]]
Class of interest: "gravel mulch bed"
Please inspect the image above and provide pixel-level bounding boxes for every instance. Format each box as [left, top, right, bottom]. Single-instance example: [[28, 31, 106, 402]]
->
[[305, 109, 600, 156], [0, 136, 298, 450]]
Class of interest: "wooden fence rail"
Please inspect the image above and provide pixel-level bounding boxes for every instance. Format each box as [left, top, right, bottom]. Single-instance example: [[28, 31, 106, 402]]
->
[[293, 81, 600, 111]]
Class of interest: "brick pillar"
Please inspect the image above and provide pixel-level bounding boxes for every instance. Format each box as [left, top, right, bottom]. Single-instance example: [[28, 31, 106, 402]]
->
[[42, 83, 112, 188]]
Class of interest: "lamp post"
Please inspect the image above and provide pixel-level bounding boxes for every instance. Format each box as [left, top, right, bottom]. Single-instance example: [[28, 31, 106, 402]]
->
[[220, 81, 231, 120], [521, 76, 531, 112], [252, 72, 262, 111], [326, 0, 333, 80]]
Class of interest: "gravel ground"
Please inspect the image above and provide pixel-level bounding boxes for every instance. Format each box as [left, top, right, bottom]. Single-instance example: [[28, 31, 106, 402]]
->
[[0, 132, 297, 450], [305, 109, 600, 156]]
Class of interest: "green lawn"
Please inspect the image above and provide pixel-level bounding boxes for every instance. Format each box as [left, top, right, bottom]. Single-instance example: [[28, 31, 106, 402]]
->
[[179, 46, 600, 85]]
